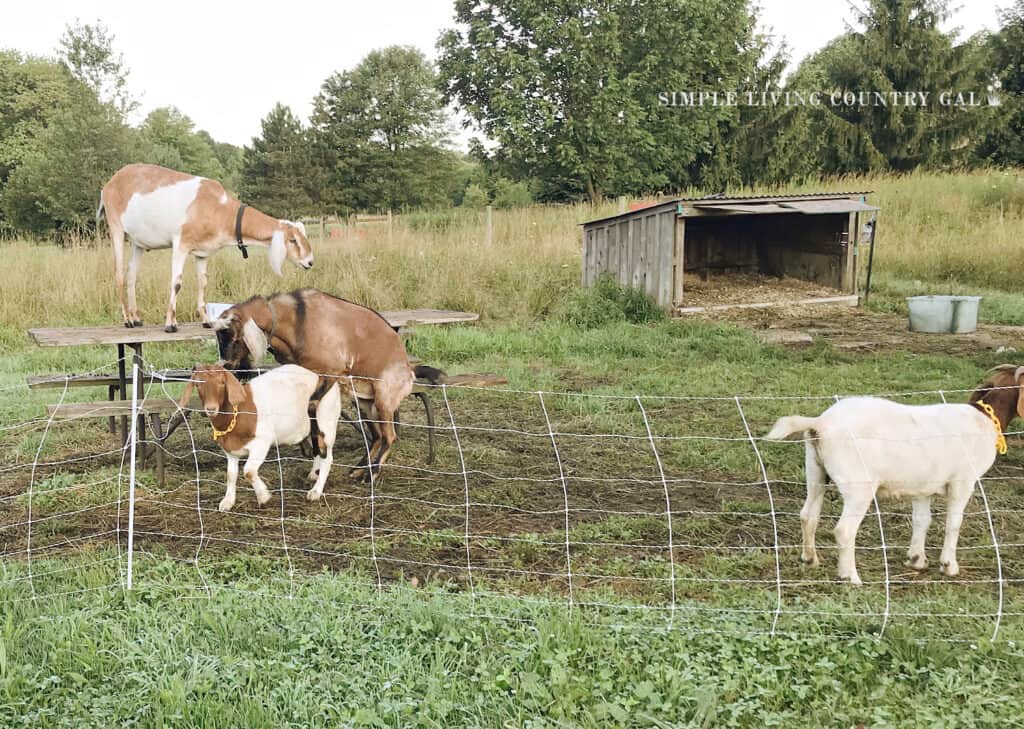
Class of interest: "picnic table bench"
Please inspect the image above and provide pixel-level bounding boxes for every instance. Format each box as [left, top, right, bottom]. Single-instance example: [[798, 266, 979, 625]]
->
[[28, 310, 507, 487]]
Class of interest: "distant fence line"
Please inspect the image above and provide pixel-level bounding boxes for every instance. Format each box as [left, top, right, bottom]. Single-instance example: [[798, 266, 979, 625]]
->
[[301, 207, 496, 246]]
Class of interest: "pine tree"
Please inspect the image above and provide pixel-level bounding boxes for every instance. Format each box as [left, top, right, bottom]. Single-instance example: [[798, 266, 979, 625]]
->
[[240, 103, 317, 217]]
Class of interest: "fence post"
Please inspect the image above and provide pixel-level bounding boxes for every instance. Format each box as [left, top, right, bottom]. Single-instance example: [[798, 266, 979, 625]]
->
[[485, 205, 493, 247], [126, 362, 139, 590], [387, 209, 393, 243], [618, 196, 627, 214], [320, 216, 326, 245]]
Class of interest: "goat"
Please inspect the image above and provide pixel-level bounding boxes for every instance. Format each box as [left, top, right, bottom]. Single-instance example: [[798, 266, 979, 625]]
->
[[211, 288, 445, 482], [178, 363, 342, 511], [98, 163, 314, 333], [764, 384, 1014, 585]]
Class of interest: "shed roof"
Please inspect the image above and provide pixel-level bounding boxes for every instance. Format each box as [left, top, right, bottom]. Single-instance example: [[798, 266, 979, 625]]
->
[[583, 191, 876, 227]]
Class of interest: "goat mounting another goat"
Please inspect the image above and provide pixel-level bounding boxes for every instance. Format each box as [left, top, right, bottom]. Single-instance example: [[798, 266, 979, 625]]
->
[[764, 366, 1023, 585], [179, 364, 342, 512], [212, 288, 445, 482], [98, 163, 314, 332]]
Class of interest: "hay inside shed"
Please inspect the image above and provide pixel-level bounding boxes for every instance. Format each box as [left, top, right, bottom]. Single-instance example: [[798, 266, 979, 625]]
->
[[581, 193, 880, 314]]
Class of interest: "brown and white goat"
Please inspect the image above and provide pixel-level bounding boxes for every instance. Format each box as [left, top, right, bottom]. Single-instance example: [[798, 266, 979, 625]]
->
[[98, 163, 314, 332], [179, 363, 342, 511], [212, 288, 445, 481], [969, 364, 1024, 433]]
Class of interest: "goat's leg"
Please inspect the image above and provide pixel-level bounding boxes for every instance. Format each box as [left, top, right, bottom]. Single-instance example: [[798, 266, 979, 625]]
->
[[242, 440, 274, 506], [219, 455, 240, 512], [939, 481, 975, 577], [833, 488, 874, 586], [800, 441, 827, 568], [195, 255, 210, 326], [126, 243, 144, 326], [164, 241, 188, 333], [308, 387, 341, 501], [906, 496, 932, 569], [110, 220, 132, 327], [350, 399, 380, 480], [364, 404, 399, 482]]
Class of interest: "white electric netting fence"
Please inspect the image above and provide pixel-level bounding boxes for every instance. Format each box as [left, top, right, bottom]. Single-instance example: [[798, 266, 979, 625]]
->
[[1, 355, 1021, 643]]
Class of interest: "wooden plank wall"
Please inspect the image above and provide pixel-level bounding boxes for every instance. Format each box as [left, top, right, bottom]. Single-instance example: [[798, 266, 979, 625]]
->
[[581, 208, 677, 307]]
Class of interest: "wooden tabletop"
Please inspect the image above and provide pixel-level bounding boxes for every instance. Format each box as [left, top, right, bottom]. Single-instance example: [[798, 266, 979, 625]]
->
[[28, 309, 479, 347]]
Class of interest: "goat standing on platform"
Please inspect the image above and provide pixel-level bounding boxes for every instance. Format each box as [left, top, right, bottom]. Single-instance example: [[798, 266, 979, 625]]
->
[[179, 364, 342, 511], [98, 163, 314, 332]]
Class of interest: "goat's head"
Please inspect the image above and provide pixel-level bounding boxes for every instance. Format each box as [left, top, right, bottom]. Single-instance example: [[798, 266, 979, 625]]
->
[[269, 219, 313, 276], [211, 303, 269, 376], [180, 364, 247, 418], [969, 364, 1024, 432]]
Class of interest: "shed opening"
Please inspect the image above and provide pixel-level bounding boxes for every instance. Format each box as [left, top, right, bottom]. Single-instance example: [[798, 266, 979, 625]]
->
[[581, 193, 879, 314]]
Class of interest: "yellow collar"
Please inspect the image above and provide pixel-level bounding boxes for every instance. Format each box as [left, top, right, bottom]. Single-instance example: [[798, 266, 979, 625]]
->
[[977, 401, 1007, 455], [212, 406, 239, 441]]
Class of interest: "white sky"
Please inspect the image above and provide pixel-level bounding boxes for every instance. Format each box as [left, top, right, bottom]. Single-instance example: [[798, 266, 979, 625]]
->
[[0, 0, 1007, 149]]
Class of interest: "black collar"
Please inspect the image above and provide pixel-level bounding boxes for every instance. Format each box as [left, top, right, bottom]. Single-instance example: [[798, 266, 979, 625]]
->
[[234, 204, 249, 259]]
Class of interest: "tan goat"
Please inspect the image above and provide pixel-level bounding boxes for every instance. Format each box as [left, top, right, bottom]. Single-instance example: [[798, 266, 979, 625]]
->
[[98, 163, 314, 332], [212, 288, 445, 481]]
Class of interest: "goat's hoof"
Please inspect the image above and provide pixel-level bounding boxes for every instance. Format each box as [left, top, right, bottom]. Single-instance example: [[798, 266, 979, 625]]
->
[[164, 324, 178, 333], [838, 572, 863, 586], [218, 499, 234, 512], [306, 489, 322, 502], [939, 561, 959, 577], [905, 555, 928, 570], [123, 321, 133, 329], [349, 467, 366, 481], [131, 319, 143, 328], [799, 554, 820, 568]]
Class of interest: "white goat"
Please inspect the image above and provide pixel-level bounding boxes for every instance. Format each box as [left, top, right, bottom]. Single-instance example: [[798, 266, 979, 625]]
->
[[98, 163, 314, 332], [179, 364, 341, 512], [765, 396, 1003, 585]]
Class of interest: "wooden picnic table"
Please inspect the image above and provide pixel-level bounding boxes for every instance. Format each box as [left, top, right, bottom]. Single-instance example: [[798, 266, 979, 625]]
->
[[28, 309, 481, 445]]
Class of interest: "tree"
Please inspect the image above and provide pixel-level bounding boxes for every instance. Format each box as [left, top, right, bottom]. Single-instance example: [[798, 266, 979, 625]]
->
[[312, 46, 457, 212], [1, 84, 139, 236], [0, 51, 78, 190], [138, 107, 225, 179], [976, 0, 1024, 166], [57, 19, 137, 117], [240, 103, 318, 217], [790, 0, 991, 173], [437, 0, 764, 202]]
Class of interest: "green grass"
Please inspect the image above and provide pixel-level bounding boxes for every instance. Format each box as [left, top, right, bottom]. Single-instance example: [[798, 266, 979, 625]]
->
[[2, 553, 1023, 728]]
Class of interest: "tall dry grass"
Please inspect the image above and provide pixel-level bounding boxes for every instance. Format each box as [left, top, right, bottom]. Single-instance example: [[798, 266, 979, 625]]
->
[[1, 168, 1021, 347]]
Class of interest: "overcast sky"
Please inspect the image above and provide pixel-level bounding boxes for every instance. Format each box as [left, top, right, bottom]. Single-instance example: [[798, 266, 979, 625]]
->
[[0, 0, 1007, 149]]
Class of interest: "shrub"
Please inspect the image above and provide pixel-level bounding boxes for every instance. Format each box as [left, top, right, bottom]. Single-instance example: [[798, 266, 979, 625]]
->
[[556, 275, 665, 329], [461, 183, 490, 209]]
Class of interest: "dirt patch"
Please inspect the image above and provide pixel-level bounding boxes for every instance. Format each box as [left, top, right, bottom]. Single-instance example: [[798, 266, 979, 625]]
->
[[698, 301, 1024, 357], [679, 273, 847, 309]]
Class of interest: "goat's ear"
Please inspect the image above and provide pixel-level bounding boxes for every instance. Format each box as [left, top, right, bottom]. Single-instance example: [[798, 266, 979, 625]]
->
[[1015, 367, 1024, 420], [178, 380, 195, 409], [269, 230, 286, 276], [211, 313, 233, 331], [225, 373, 247, 408], [242, 318, 267, 364]]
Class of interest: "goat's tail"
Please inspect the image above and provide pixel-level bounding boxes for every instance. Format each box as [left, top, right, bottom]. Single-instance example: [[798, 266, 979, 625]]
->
[[95, 195, 105, 226], [413, 364, 446, 385], [764, 415, 819, 441]]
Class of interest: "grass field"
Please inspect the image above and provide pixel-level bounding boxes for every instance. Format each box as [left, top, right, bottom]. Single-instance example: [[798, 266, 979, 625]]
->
[[2, 169, 1024, 726]]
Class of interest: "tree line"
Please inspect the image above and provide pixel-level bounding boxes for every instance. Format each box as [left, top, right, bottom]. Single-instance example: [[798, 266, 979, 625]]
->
[[1, 0, 1022, 238]]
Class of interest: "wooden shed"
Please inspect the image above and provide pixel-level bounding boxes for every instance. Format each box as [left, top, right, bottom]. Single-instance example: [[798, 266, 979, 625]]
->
[[581, 192, 880, 313]]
